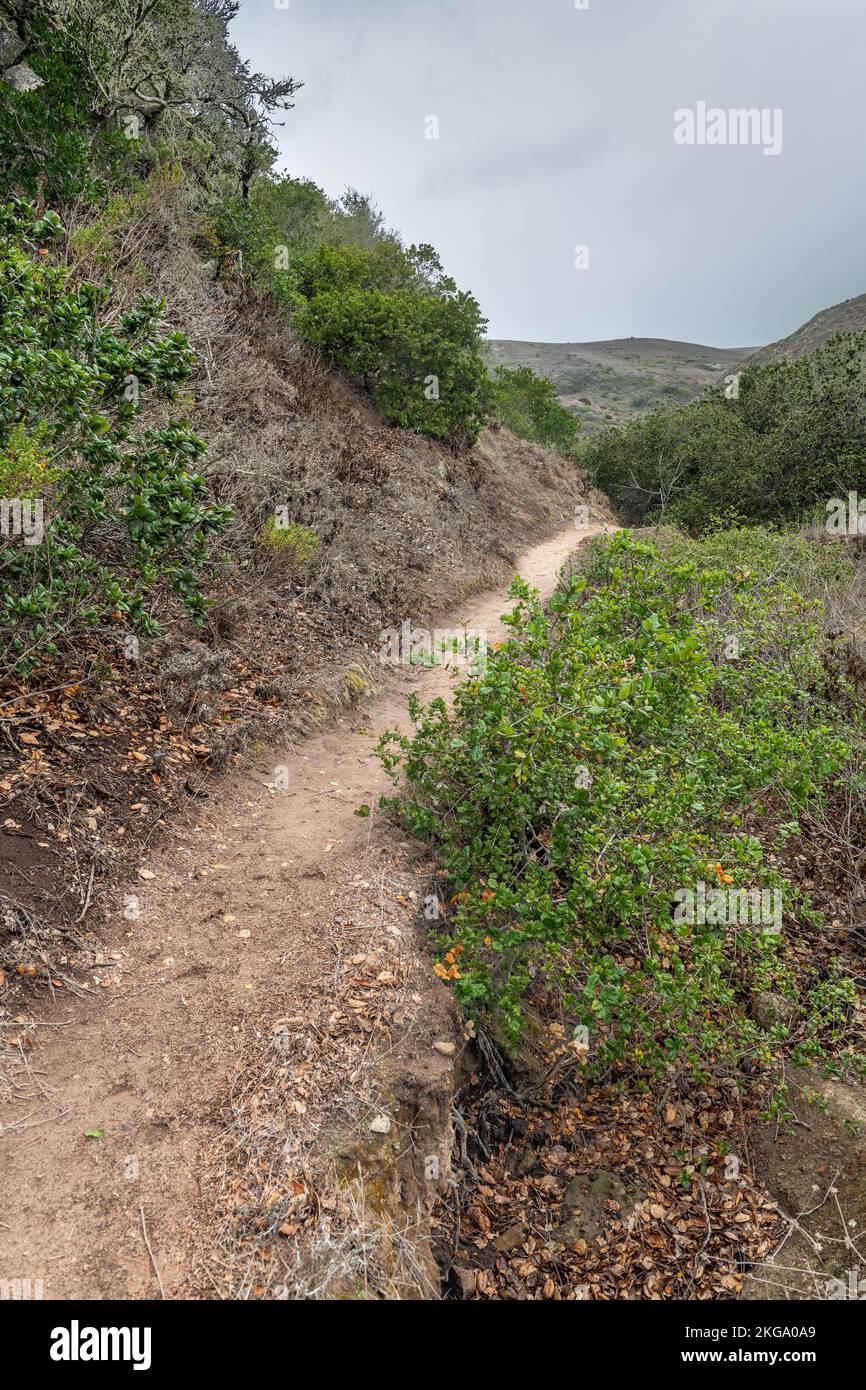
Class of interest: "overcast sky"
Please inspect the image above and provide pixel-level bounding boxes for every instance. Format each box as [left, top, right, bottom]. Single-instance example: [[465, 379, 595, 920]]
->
[[231, 0, 866, 347]]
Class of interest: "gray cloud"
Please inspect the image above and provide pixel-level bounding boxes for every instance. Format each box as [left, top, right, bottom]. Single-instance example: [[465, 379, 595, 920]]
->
[[416, 127, 613, 195], [231, 0, 866, 346]]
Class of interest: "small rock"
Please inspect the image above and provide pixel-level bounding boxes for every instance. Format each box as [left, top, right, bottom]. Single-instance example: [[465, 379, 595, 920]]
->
[[561, 1170, 647, 1244], [433, 1040, 456, 1056], [752, 992, 798, 1030], [369, 1114, 391, 1135], [3, 63, 44, 92], [515, 1150, 537, 1177]]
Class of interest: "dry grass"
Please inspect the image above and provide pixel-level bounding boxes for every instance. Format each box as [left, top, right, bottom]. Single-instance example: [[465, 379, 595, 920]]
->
[[745, 1174, 866, 1300], [198, 846, 455, 1301]]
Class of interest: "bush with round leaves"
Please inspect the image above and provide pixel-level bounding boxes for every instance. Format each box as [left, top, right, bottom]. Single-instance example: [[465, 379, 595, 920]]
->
[[377, 529, 866, 1099], [0, 198, 230, 674]]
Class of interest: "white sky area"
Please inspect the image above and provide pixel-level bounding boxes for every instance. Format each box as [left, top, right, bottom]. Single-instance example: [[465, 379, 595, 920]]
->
[[231, 0, 866, 346]]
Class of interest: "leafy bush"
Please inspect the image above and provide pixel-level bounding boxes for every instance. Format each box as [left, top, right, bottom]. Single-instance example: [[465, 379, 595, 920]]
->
[[0, 198, 230, 673], [206, 184, 494, 450], [377, 529, 864, 1087], [0, 13, 128, 204], [0, 1, 300, 207], [490, 363, 580, 455], [256, 518, 320, 570], [220, 199, 576, 453], [585, 334, 866, 529], [295, 283, 491, 450]]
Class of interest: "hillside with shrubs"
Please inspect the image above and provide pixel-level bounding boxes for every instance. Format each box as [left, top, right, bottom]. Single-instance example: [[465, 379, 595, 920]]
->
[[0, 0, 588, 960], [3, 0, 866, 1310], [584, 332, 866, 530]]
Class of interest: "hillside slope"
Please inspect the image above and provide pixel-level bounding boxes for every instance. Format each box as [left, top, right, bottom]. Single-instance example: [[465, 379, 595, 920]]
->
[[745, 292, 866, 365], [488, 292, 866, 437], [485, 336, 750, 433]]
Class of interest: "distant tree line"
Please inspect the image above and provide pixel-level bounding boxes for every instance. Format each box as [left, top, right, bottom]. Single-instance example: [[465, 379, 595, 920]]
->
[[585, 333, 866, 529]]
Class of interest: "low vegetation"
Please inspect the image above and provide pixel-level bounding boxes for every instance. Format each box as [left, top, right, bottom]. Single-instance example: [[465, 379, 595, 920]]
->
[[379, 527, 866, 1112], [489, 364, 580, 455], [206, 180, 573, 453], [0, 197, 229, 676], [486, 336, 745, 435], [585, 333, 866, 528]]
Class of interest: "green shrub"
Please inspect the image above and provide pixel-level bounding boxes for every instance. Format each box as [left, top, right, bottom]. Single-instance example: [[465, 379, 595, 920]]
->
[[585, 333, 866, 529], [256, 518, 320, 569], [377, 529, 864, 1088], [0, 198, 230, 674], [490, 364, 580, 455], [289, 242, 491, 449], [208, 188, 494, 451], [0, 14, 128, 203]]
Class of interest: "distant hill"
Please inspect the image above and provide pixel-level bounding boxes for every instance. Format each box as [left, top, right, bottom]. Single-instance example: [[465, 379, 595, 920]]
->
[[488, 294, 866, 434], [485, 336, 752, 434], [745, 293, 866, 366]]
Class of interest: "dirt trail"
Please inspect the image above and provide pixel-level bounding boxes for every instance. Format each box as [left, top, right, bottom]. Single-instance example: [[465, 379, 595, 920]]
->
[[0, 520, 609, 1300]]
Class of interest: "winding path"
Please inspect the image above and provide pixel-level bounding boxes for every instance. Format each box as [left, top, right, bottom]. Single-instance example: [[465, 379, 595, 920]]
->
[[0, 519, 611, 1299]]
